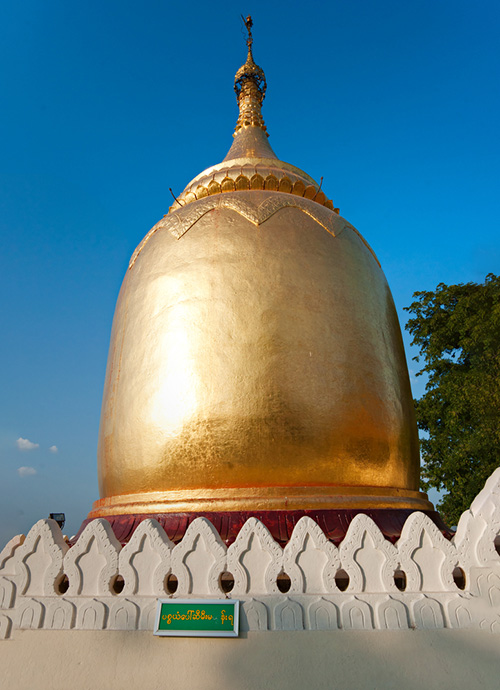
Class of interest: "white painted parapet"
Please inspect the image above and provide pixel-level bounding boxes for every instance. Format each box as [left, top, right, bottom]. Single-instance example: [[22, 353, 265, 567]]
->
[[2, 468, 500, 638]]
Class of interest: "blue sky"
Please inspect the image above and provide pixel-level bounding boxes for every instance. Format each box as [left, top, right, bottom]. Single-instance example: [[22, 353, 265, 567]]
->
[[1, 1, 499, 546]]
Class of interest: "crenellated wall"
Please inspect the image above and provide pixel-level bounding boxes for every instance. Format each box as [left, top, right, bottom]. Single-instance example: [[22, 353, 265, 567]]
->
[[2, 468, 500, 639]]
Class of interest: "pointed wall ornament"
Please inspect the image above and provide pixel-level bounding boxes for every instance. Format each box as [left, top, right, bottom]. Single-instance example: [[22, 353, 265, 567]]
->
[[339, 514, 399, 593], [16, 598, 44, 629], [0, 534, 25, 576], [170, 518, 227, 596], [397, 512, 459, 592], [65, 519, 121, 596], [375, 596, 410, 630], [307, 597, 340, 630], [227, 518, 283, 595], [454, 467, 500, 570], [411, 595, 445, 629], [284, 517, 340, 594], [44, 599, 76, 630], [240, 598, 269, 631], [341, 596, 374, 630], [119, 519, 173, 597], [0, 577, 16, 609], [108, 598, 140, 631], [76, 598, 108, 630], [16, 519, 68, 597], [272, 598, 304, 631]]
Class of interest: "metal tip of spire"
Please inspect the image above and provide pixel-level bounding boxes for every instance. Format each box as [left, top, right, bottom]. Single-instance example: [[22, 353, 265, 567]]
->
[[241, 14, 254, 60]]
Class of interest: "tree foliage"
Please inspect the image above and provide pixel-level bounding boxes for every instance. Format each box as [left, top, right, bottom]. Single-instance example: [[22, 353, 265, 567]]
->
[[405, 274, 500, 526]]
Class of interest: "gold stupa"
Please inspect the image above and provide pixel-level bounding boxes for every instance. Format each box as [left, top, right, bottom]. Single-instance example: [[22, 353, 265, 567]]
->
[[89, 18, 431, 522]]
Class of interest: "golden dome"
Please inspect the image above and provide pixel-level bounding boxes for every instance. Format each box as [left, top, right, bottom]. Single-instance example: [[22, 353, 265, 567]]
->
[[90, 19, 431, 520]]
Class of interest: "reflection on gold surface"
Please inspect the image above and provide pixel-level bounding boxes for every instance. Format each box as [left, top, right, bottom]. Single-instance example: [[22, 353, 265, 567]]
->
[[147, 311, 198, 433]]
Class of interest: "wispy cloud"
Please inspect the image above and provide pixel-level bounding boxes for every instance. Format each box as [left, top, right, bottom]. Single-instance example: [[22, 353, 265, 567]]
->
[[16, 437, 39, 451], [49, 445, 58, 453], [17, 466, 37, 477]]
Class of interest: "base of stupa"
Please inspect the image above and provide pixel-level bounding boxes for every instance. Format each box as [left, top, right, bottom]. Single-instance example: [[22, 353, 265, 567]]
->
[[88, 485, 432, 518], [75, 506, 451, 546]]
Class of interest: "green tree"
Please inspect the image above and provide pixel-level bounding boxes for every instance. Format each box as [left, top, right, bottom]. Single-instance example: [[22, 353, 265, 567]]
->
[[405, 273, 500, 526]]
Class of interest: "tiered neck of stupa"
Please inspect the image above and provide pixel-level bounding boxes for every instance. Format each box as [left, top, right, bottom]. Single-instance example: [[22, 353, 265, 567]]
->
[[169, 17, 337, 213]]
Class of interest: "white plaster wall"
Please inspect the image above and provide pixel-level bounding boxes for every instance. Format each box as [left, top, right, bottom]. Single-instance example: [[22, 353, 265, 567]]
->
[[2, 470, 500, 688], [2, 468, 500, 644], [1, 629, 500, 690]]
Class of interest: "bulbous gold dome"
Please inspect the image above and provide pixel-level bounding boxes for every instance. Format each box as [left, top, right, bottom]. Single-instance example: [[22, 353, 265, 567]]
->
[[90, 23, 431, 519]]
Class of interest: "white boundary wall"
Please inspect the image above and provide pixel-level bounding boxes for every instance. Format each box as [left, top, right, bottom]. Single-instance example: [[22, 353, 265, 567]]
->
[[2, 468, 500, 637]]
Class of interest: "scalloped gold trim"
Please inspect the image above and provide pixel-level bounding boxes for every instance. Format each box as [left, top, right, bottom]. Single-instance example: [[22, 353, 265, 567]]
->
[[170, 171, 339, 214]]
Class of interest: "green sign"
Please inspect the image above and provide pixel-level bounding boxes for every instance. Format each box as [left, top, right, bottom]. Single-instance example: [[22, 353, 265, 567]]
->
[[154, 599, 239, 637]]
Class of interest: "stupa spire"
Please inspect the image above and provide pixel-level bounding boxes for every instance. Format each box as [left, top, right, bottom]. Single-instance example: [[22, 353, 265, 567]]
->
[[234, 16, 267, 134], [224, 15, 277, 161]]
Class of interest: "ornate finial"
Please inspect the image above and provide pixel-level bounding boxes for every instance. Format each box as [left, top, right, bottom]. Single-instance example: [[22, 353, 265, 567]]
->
[[233, 15, 268, 136]]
